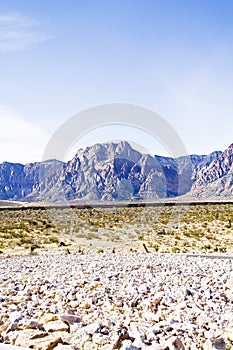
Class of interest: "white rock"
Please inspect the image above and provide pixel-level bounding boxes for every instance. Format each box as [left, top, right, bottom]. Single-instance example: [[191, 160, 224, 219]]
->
[[43, 320, 69, 332]]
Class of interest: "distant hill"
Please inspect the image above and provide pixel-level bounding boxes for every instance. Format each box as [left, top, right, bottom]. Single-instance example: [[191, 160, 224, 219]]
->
[[0, 140, 229, 203]]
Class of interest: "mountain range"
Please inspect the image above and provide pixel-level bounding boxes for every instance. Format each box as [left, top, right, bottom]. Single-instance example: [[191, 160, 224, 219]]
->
[[0, 140, 232, 203]]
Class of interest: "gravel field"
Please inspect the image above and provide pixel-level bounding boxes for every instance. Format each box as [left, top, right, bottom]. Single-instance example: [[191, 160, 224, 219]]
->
[[0, 251, 233, 349]]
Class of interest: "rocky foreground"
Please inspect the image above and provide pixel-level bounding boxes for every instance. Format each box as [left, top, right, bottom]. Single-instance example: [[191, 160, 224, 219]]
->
[[0, 252, 233, 350]]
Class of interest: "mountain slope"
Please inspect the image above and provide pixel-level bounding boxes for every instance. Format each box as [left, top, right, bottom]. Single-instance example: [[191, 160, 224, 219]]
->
[[156, 151, 222, 197], [47, 141, 167, 202], [191, 144, 233, 198], [0, 141, 227, 202], [0, 160, 64, 201]]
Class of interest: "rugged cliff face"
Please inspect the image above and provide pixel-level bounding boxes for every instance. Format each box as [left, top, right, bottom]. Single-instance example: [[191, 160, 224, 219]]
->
[[191, 144, 233, 198], [0, 160, 64, 201], [0, 140, 227, 202], [0, 162, 24, 200], [49, 141, 167, 202], [155, 151, 222, 197]]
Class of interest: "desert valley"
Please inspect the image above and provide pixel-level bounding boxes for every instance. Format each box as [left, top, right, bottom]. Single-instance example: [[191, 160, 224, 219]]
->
[[0, 141, 233, 349]]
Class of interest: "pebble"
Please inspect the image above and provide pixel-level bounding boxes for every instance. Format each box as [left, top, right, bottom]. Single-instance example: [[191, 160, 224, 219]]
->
[[0, 252, 233, 349]]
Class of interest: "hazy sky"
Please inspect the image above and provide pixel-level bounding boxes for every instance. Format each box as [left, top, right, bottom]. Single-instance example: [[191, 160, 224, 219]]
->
[[1, 0, 233, 163]]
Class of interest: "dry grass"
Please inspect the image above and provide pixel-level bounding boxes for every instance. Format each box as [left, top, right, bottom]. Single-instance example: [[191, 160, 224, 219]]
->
[[0, 203, 232, 254]]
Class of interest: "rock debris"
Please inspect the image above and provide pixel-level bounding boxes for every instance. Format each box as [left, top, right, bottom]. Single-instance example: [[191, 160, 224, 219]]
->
[[0, 252, 233, 349]]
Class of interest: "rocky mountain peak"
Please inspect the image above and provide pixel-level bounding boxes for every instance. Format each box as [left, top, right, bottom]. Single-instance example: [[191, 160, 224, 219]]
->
[[74, 141, 141, 165], [0, 140, 232, 202]]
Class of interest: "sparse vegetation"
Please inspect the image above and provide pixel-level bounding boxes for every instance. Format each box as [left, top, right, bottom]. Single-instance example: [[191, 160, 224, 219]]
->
[[171, 246, 180, 253], [97, 248, 104, 253], [203, 244, 212, 251], [152, 244, 159, 252], [0, 203, 232, 254], [219, 246, 227, 252]]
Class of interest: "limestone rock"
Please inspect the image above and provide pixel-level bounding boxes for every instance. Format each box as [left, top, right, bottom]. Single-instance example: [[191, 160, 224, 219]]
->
[[43, 321, 69, 333]]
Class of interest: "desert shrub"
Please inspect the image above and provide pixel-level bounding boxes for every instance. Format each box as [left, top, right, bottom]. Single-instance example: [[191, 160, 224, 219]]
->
[[183, 231, 191, 237], [138, 234, 144, 240], [203, 244, 211, 251], [20, 237, 32, 245], [206, 234, 215, 240], [153, 244, 159, 252], [171, 246, 180, 253], [157, 229, 166, 235], [219, 246, 227, 252]]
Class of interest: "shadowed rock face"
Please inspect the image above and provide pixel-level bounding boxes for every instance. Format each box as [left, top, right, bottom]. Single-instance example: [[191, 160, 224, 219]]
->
[[0, 162, 24, 200], [52, 141, 166, 202], [155, 151, 222, 197], [191, 144, 233, 198], [0, 160, 64, 201], [0, 140, 226, 202]]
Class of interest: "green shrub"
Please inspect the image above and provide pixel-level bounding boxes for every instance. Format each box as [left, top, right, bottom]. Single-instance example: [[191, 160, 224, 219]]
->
[[171, 246, 180, 253], [153, 244, 159, 252], [203, 244, 211, 251], [219, 246, 227, 252]]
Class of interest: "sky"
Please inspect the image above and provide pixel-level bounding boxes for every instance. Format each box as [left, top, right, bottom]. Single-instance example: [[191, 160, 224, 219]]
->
[[1, 0, 233, 163]]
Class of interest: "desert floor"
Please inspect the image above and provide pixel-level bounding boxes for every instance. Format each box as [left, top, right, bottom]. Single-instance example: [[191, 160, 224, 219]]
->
[[0, 202, 232, 255], [0, 203, 233, 349]]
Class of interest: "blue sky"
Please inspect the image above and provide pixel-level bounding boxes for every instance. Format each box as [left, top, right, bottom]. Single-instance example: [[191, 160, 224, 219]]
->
[[1, 0, 233, 163]]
